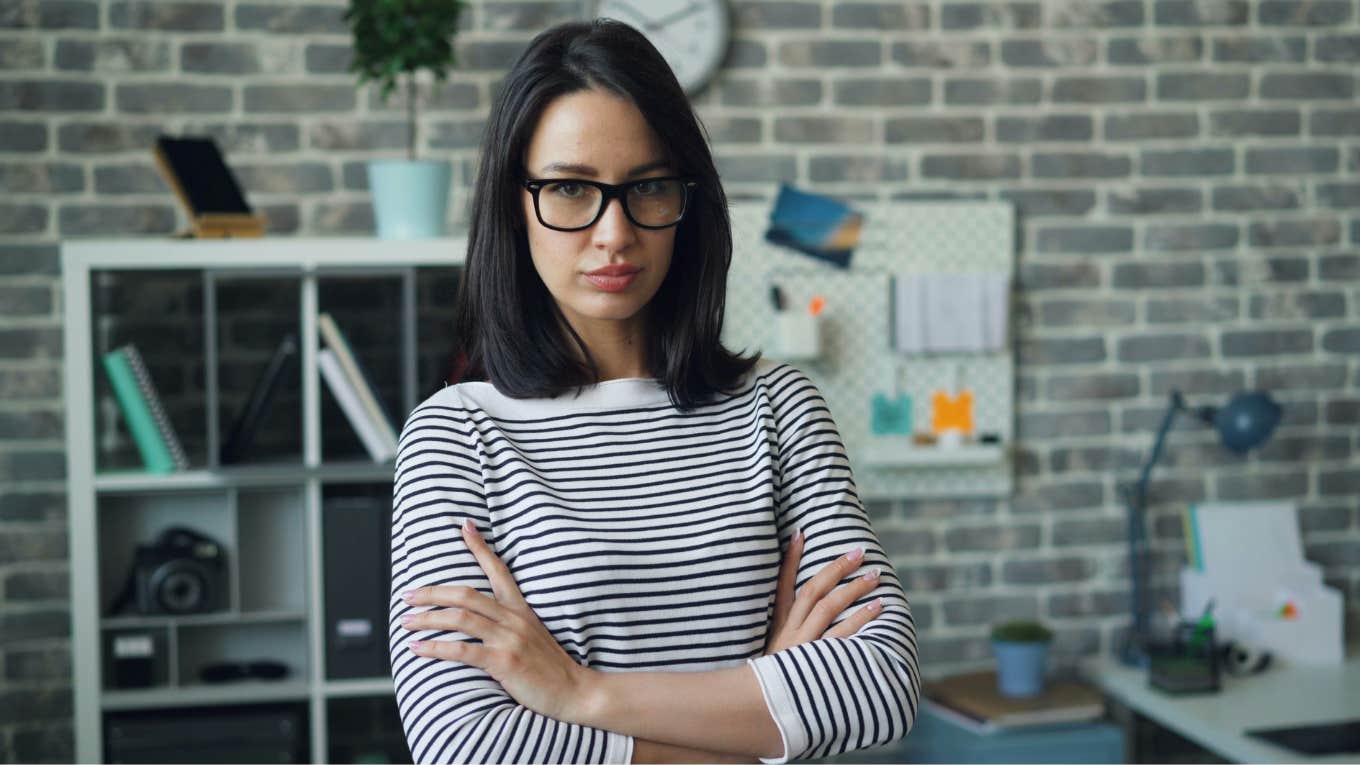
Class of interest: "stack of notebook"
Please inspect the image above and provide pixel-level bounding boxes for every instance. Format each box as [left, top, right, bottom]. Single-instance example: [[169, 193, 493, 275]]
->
[[924, 670, 1104, 735]]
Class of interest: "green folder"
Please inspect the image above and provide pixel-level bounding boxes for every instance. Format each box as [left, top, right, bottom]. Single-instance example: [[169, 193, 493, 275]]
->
[[102, 347, 177, 473]]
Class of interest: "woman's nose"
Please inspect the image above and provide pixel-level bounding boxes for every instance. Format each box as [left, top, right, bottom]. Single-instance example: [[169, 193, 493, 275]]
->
[[591, 196, 636, 250]]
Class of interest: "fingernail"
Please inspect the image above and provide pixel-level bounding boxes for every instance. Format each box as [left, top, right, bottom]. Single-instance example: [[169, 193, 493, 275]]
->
[[400, 614, 414, 625], [847, 546, 864, 562], [408, 640, 425, 652], [862, 567, 880, 582], [463, 519, 482, 540], [401, 590, 416, 603], [869, 598, 883, 611], [793, 528, 803, 543]]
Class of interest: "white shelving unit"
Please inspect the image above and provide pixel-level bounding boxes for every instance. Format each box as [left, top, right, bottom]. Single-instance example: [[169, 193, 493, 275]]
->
[[63, 238, 466, 763]]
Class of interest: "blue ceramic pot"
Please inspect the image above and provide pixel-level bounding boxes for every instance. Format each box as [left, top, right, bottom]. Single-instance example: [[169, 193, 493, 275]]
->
[[367, 159, 452, 239], [993, 639, 1050, 697]]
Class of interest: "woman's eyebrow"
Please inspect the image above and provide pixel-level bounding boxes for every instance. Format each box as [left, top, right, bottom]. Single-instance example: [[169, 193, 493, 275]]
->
[[537, 159, 671, 177]]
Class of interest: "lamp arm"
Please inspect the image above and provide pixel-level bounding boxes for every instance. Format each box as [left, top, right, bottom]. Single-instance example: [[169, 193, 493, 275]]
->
[[1132, 391, 1185, 508]]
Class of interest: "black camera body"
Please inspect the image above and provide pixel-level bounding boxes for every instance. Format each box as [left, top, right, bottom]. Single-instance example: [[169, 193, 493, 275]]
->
[[131, 527, 228, 615]]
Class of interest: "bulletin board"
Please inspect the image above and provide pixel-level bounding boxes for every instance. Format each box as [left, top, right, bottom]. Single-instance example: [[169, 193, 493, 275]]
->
[[723, 201, 1015, 499]]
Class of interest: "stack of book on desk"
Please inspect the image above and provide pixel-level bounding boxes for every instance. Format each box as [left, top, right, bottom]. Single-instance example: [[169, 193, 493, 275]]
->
[[925, 670, 1105, 735]]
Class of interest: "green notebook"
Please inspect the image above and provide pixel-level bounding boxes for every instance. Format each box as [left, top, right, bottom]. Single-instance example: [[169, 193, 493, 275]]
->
[[102, 345, 189, 473]]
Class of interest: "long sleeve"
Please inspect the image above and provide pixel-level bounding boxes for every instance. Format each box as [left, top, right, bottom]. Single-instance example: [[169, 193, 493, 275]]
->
[[389, 399, 634, 764], [745, 365, 921, 764]]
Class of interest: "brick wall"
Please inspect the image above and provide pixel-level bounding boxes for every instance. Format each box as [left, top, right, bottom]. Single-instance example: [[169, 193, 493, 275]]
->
[[3, 0, 1358, 760]]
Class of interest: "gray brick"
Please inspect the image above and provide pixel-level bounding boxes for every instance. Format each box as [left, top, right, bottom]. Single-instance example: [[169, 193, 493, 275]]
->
[[724, 39, 767, 68], [1217, 471, 1309, 500], [428, 119, 485, 149], [0, 0, 99, 29], [0, 449, 65, 481], [1018, 409, 1111, 439], [0, 244, 58, 276], [1261, 73, 1354, 100], [1262, 256, 1310, 282], [773, 116, 874, 144], [941, 2, 1042, 29], [944, 594, 1042, 626], [1212, 35, 1307, 62], [1053, 76, 1147, 103], [1107, 35, 1204, 65], [0, 80, 104, 112], [308, 121, 407, 152], [188, 122, 301, 153], [1, 121, 47, 152], [0, 327, 59, 360], [313, 200, 374, 234], [1259, 0, 1352, 25], [0, 366, 59, 400], [1001, 38, 1099, 67], [1249, 217, 1342, 247], [1251, 291, 1346, 320], [244, 84, 353, 114], [1212, 184, 1302, 211], [1018, 337, 1107, 365], [886, 117, 984, 144], [1052, 517, 1126, 546], [110, 1, 223, 30], [1033, 152, 1131, 179], [1320, 254, 1360, 280], [1258, 435, 1352, 465], [832, 78, 931, 107], [1317, 183, 1360, 209], [736, 1, 824, 28], [1322, 328, 1360, 354], [1144, 223, 1239, 251], [719, 78, 822, 107], [1036, 225, 1133, 253], [1052, 1, 1145, 27], [917, 635, 991, 663], [4, 569, 68, 601], [0, 163, 83, 194], [1037, 481, 1109, 511], [116, 83, 231, 113], [809, 155, 910, 183], [478, 2, 575, 31], [1246, 147, 1339, 175], [1107, 187, 1202, 215], [921, 153, 1021, 180], [714, 154, 797, 184], [944, 78, 1042, 105], [305, 42, 352, 74], [1000, 189, 1097, 217], [1047, 372, 1140, 401], [1210, 109, 1300, 136], [898, 562, 993, 591], [57, 204, 176, 235], [945, 523, 1042, 553], [459, 40, 530, 71], [235, 3, 347, 34], [1157, 71, 1249, 100], [1049, 590, 1128, 618], [778, 40, 880, 68], [1141, 148, 1234, 176], [1311, 109, 1360, 136], [832, 2, 930, 29], [1221, 328, 1313, 357], [1155, 1, 1250, 26], [1257, 363, 1348, 391], [12, 725, 74, 763], [0, 286, 54, 317], [891, 40, 991, 68], [699, 116, 762, 144], [1316, 34, 1360, 63], [1325, 398, 1360, 425], [996, 115, 1093, 143], [1118, 333, 1211, 362], [0, 203, 48, 235], [234, 163, 333, 194], [1147, 296, 1239, 324], [0, 408, 60, 439], [1017, 261, 1101, 290], [0, 38, 44, 69], [182, 42, 265, 74], [1049, 445, 1143, 473], [3, 646, 70, 683], [1307, 539, 1360, 564], [876, 528, 937, 557], [54, 38, 172, 72], [1038, 299, 1136, 327], [92, 165, 163, 194], [1151, 369, 1247, 397], [1003, 556, 1096, 584], [0, 688, 71, 724], [1104, 112, 1199, 140]]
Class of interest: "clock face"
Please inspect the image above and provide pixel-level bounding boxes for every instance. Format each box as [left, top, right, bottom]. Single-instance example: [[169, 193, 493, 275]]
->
[[595, 0, 730, 95]]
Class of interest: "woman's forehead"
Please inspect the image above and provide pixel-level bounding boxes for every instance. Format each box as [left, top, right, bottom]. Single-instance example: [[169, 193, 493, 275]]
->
[[524, 89, 669, 175]]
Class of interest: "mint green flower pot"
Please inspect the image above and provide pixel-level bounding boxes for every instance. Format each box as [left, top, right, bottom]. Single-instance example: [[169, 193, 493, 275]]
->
[[367, 159, 451, 239]]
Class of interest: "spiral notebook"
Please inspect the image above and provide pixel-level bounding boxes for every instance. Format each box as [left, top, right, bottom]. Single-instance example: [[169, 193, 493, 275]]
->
[[102, 344, 190, 473]]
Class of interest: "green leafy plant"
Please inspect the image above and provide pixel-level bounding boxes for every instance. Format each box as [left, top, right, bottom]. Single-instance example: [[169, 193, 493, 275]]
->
[[990, 620, 1054, 643], [344, 0, 466, 160]]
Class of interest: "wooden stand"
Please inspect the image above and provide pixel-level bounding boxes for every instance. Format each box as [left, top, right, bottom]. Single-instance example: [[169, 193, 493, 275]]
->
[[186, 213, 266, 239], [153, 137, 267, 239]]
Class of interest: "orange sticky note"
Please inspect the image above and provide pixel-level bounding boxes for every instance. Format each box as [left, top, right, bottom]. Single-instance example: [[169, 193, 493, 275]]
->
[[931, 390, 974, 435], [808, 295, 826, 317]]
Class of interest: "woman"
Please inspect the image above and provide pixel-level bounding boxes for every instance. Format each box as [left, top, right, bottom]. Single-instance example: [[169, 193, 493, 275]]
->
[[390, 19, 919, 765]]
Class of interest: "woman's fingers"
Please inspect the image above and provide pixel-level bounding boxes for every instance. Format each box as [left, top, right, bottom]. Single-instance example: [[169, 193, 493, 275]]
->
[[800, 567, 881, 639], [770, 528, 804, 632], [401, 604, 499, 640], [401, 584, 503, 620], [821, 596, 885, 640], [460, 518, 528, 609], [787, 545, 867, 628]]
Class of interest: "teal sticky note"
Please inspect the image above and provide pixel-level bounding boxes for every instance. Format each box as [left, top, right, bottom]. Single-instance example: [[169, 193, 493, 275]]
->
[[871, 393, 913, 435]]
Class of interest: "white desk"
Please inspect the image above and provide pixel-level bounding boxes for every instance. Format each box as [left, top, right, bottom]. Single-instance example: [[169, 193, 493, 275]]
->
[[1084, 653, 1360, 763]]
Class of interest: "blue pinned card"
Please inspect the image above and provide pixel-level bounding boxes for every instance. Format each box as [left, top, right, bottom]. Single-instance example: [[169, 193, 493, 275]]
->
[[871, 392, 913, 435], [765, 184, 863, 269]]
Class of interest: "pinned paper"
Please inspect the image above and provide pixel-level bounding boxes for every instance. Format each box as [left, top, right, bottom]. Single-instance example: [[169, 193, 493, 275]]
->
[[871, 393, 913, 435], [931, 390, 974, 435]]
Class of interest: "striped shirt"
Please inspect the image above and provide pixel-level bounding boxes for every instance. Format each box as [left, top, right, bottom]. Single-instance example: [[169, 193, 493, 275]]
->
[[390, 359, 920, 764]]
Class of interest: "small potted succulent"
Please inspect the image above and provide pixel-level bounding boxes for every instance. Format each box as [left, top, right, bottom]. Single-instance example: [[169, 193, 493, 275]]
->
[[344, 0, 465, 239], [991, 619, 1054, 698]]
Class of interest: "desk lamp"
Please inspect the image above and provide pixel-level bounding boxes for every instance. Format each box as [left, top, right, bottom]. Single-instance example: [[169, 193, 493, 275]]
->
[[1120, 389, 1282, 667]]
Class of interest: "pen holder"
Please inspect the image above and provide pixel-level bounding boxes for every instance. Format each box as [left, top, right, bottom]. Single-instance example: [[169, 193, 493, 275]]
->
[[771, 312, 821, 362], [1148, 621, 1221, 694]]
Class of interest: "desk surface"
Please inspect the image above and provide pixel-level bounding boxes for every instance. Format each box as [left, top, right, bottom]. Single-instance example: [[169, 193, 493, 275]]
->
[[1084, 653, 1360, 763]]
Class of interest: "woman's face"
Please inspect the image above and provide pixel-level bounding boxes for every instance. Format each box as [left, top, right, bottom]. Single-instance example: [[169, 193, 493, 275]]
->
[[521, 87, 677, 340]]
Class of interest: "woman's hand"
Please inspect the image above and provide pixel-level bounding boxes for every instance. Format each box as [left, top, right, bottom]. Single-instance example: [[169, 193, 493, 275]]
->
[[763, 529, 884, 655], [399, 518, 593, 723]]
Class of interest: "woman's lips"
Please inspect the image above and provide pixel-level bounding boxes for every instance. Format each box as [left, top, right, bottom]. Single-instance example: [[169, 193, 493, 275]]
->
[[584, 271, 638, 291]]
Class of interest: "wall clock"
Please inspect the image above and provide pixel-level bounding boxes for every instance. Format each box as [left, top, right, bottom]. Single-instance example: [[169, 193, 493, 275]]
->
[[594, 0, 731, 95]]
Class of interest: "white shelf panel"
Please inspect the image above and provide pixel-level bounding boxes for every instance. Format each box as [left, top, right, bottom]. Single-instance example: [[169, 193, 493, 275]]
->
[[323, 677, 395, 698], [94, 461, 398, 492], [860, 442, 1007, 468], [63, 237, 467, 271], [101, 610, 306, 631], [102, 680, 310, 711]]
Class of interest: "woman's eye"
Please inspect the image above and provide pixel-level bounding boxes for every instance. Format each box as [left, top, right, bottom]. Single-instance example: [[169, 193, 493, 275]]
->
[[632, 180, 663, 195], [546, 182, 584, 198]]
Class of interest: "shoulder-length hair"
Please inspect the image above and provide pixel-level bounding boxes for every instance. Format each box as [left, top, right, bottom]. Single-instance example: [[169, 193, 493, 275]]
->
[[446, 18, 758, 411]]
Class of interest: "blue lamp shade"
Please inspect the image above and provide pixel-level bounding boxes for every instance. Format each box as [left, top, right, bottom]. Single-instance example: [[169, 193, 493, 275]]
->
[[1211, 392, 1283, 454]]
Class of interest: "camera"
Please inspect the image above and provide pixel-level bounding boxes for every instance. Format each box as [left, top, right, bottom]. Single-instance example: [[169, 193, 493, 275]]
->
[[123, 527, 228, 616]]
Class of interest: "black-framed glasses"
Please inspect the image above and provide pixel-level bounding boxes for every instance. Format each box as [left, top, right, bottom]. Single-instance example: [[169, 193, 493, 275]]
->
[[522, 176, 697, 232]]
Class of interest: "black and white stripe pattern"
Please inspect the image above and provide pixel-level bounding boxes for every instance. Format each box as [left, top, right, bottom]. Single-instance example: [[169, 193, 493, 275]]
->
[[390, 360, 919, 764]]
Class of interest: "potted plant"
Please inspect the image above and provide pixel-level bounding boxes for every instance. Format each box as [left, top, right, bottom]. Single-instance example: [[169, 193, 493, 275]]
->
[[344, 0, 465, 239], [991, 619, 1054, 698]]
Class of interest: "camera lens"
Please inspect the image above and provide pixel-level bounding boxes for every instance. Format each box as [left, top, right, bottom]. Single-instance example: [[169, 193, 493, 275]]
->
[[153, 564, 207, 614]]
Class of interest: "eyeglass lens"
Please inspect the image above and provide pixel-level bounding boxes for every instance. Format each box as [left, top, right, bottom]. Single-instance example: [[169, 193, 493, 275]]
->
[[537, 179, 686, 229]]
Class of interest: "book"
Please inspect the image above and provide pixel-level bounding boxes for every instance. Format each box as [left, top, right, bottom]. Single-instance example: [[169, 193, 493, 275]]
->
[[319, 348, 395, 462], [220, 332, 299, 465], [317, 313, 398, 453], [924, 671, 1104, 735], [102, 344, 190, 473], [764, 183, 863, 269], [152, 134, 265, 238]]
